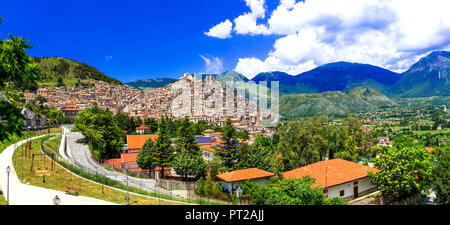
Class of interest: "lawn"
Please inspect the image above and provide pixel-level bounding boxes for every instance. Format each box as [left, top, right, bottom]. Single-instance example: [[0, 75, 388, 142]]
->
[[0, 192, 5, 205], [12, 136, 184, 205]]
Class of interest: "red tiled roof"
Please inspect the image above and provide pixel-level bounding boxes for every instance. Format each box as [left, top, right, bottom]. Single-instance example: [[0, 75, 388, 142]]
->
[[136, 124, 150, 129], [283, 159, 380, 188], [201, 146, 217, 153], [217, 168, 274, 182], [127, 134, 159, 150]]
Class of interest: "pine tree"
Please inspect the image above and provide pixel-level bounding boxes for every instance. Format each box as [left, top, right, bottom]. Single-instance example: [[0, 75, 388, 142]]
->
[[176, 116, 201, 156], [152, 123, 174, 179]]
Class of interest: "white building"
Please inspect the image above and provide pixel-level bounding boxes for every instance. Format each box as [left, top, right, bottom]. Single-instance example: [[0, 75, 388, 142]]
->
[[283, 159, 380, 200], [216, 168, 274, 194]]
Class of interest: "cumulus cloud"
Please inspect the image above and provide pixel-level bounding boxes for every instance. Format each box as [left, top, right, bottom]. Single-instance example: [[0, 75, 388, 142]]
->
[[200, 55, 224, 74], [204, 19, 233, 39], [206, 0, 450, 79]]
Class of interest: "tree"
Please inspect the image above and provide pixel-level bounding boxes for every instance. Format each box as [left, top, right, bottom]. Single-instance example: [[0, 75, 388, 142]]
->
[[0, 99, 23, 141], [0, 19, 40, 140], [172, 149, 207, 180], [251, 177, 346, 205], [151, 125, 174, 179], [273, 119, 321, 171], [56, 76, 65, 87], [207, 156, 227, 178], [431, 146, 449, 204], [240, 179, 262, 198], [205, 174, 214, 196], [369, 137, 433, 200], [136, 137, 156, 174], [215, 117, 240, 169], [212, 183, 223, 199], [195, 177, 206, 196], [0, 34, 40, 90], [144, 117, 158, 133], [175, 116, 200, 155], [248, 135, 273, 171], [73, 104, 124, 159]]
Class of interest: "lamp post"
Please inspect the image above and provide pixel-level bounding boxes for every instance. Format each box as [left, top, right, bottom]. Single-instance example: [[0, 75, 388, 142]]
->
[[53, 195, 61, 205], [6, 166, 10, 205]]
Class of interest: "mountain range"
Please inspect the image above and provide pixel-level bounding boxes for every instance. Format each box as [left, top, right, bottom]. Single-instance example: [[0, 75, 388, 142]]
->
[[36, 51, 450, 118], [126, 78, 177, 89], [127, 51, 450, 98]]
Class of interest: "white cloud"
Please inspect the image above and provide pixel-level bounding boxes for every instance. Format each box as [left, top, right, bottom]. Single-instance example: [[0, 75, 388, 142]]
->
[[243, 0, 266, 19], [200, 55, 224, 74], [207, 0, 450, 78], [204, 19, 233, 39], [234, 13, 271, 35]]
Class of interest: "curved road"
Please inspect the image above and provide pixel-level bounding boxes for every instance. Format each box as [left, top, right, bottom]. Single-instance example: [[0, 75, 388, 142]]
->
[[62, 125, 178, 200], [0, 134, 116, 205]]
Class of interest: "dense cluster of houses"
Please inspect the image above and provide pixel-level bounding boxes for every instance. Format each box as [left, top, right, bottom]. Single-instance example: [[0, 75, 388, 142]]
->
[[35, 74, 275, 136]]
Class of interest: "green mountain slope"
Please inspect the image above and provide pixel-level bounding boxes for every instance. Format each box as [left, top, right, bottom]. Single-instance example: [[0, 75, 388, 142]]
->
[[126, 78, 177, 89], [34, 57, 122, 87], [279, 87, 396, 119], [392, 51, 450, 97]]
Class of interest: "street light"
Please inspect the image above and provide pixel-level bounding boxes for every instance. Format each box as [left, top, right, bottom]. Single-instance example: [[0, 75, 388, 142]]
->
[[6, 166, 10, 205], [53, 195, 61, 205]]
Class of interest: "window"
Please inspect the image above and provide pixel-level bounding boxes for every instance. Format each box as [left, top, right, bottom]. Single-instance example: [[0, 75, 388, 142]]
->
[[340, 190, 345, 196], [353, 181, 358, 185]]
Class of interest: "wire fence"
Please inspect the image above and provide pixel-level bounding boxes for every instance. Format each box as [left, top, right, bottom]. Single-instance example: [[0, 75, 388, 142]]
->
[[39, 134, 227, 205]]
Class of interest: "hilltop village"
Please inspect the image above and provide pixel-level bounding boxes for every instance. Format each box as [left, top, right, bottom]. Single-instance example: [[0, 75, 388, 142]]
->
[[31, 74, 274, 137]]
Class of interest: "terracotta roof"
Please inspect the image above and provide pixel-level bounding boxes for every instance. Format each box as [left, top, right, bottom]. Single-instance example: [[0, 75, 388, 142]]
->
[[201, 146, 217, 153], [217, 168, 274, 182], [283, 159, 380, 188], [127, 134, 159, 150], [136, 124, 150, 129]]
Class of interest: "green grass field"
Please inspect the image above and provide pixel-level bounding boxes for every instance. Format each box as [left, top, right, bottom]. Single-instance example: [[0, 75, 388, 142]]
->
[[13, 136, 184, 205]]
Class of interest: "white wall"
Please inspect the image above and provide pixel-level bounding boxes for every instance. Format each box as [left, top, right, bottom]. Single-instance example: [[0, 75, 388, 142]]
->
[[327, 177, 376, 199], [220, 178, 269, 193]]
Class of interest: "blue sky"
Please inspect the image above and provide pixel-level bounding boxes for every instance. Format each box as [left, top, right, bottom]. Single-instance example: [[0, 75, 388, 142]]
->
[[0, 0, 278, 82], [1, 0, 449, 82]]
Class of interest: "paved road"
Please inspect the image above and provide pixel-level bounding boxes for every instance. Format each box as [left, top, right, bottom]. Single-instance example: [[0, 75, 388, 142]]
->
[[62, 125, 177, 199], [0, 134, 116, 205]]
